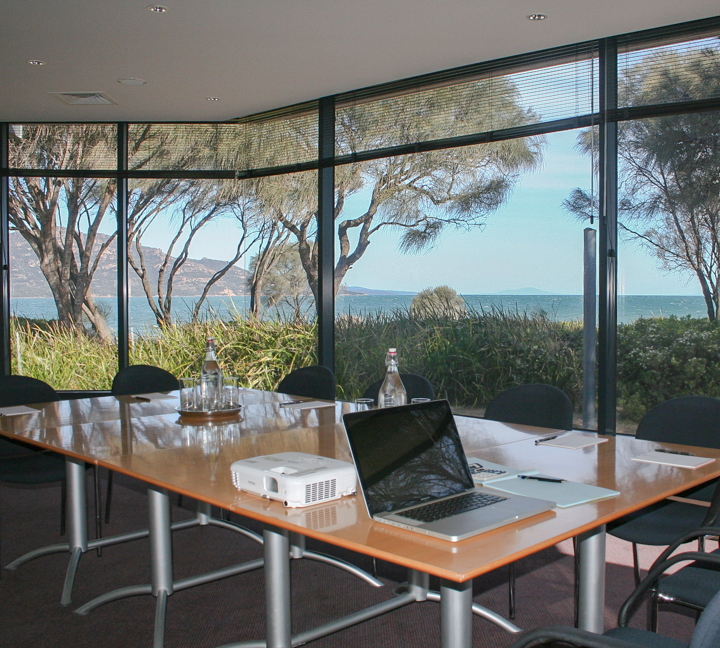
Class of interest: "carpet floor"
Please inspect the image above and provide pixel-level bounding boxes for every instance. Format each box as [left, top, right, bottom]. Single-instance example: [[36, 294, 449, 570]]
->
[[0, 473, 702, 647]]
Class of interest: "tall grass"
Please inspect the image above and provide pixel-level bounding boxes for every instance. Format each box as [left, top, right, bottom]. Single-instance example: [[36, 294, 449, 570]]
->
[[10, 315, 317, 393], [335, 306, 583, 407]]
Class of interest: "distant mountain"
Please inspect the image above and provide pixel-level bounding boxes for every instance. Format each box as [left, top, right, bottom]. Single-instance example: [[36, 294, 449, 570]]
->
[[9, 231, 251, 299], [342, 285, 417, 296], [494, 287, 555, 295]]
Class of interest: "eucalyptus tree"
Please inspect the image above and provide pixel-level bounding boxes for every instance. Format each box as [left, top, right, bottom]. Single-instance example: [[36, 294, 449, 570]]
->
[[8, 124, 118, 340], [251, 79, 543, 308], [566, 44, 720, 320]]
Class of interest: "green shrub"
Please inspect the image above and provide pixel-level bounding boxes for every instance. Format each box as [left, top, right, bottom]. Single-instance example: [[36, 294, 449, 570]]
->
[[13, 310, 720, 425], [617, 316, 720, 420], [335, 306, 584, 408]]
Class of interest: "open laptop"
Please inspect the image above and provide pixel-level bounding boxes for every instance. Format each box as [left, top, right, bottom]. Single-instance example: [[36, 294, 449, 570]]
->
[[342, 400, 553, 542]]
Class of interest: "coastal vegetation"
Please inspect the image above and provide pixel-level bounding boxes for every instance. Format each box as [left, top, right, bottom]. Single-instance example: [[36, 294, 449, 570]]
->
[[12, 310, 720, 424]]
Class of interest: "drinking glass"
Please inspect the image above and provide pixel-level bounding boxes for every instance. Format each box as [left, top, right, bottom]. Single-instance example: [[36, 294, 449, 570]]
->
[[223, 376, 240, 408], [411, 398, 431, 404], [199, 375, 219, 411], [355, 398, 374, 411], [179, 376, 196, 410]]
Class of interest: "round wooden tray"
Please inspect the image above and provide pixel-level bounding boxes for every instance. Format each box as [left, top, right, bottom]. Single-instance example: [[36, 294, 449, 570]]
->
[[176, 406, 242, 421]]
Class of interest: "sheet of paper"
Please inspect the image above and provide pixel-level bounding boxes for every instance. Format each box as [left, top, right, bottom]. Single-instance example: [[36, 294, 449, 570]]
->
[[0, 405, 41, 416], [487, 476, 620, 508], [279, 400, 335, 410], [632, 452, 715, 470], [131, 392, 177, 402], [536, 433, 609, 449]]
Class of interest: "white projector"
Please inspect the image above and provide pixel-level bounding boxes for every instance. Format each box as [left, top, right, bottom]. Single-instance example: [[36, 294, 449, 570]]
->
[[230, 452, 357, 508]]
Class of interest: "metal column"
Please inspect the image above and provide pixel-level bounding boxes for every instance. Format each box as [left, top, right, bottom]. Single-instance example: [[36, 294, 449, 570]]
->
[[440, 578, 473, 648], [576, 524, 607, 633], [264, 525, 291, 648]]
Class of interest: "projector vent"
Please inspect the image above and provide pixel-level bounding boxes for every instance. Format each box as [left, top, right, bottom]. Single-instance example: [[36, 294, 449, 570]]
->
[[49, 92, 117, 105], [304, 479, 337, 504]]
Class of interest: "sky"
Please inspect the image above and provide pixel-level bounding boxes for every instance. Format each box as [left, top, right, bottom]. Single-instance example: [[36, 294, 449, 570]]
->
[[137, 127, 701, 297]]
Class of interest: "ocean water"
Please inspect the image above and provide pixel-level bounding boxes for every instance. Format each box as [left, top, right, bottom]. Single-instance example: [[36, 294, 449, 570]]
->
[[8, 293, 712, 332]]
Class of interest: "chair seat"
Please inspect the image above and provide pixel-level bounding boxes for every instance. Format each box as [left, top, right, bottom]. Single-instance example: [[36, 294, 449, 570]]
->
[[609, 500, 710, 546], [604, 626, 688, 648], [0, 452, 67, 485], [657, 549, 720, 609], [0, 437, 37, 457]]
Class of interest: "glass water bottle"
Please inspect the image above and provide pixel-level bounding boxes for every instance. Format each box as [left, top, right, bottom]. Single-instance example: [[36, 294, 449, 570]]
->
[[378, 348, 407, 408]]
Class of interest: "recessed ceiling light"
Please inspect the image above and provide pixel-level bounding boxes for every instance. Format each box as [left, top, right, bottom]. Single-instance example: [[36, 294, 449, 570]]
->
[[206, 97, 219, 101], [28, 60, 46, 66], [527, 14, 547, 21], [147, 5, 168, 13], [118, 77, 146, 86]]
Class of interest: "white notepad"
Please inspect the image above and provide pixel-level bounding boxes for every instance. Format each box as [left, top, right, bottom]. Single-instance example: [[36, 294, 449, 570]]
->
[[279, 400, 335, 410], [536, 433, 609, 449], [487, 475, 620, 508], [0, 405, 41, 417], [632, 451, 716, 470]]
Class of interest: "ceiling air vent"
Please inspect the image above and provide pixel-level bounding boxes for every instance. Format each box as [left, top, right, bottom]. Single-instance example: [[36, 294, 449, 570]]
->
[[49, 92, 117, 105]]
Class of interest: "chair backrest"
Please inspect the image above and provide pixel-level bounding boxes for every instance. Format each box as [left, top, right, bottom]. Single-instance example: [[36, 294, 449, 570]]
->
[[0, 375, 59, 407], [689, 587, 720, 648], [276, 365, 336, 401], [362, 373, 435, 404], [636, 396, 720, 448], [111, 364, 179, 396], [484, 383, 573, 431]]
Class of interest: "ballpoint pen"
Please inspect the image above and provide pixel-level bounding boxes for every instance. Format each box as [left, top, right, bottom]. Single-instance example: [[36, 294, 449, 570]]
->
[[535, 435, 559, 445], [133, 396, 151, 402], [519, 475, 566, 483], [655, 448, 696, 457]]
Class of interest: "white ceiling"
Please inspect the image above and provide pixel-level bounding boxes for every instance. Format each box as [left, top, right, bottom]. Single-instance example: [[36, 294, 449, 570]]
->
[[1, 0, 719, 123]]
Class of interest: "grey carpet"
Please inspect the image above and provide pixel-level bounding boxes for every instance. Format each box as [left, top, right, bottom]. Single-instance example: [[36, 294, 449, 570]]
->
[[0, 473, 701, 647]]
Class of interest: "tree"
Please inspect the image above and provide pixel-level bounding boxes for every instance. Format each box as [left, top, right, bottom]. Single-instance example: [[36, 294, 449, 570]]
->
[[566, 45, 720, 320], [8, 125, 117, 340], [410, 285, 467, 319], [250, 244, 311, 320], [254, 80, 543, 308], [126, 125, 272, 326]]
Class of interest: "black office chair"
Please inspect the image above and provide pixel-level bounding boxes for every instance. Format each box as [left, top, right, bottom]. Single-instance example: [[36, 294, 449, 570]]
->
[[609, 396, 720, 587], [0, 375, 100, 567], [110, 364, 179, 396], [362, 373, 435, 404], [105, 364, 180, 520], [276, 365, 336, 401], [641, 526, 720, 631], [484, 383, 574, 431], [508, 562, 720, 648], [483, 383, 574, 618]]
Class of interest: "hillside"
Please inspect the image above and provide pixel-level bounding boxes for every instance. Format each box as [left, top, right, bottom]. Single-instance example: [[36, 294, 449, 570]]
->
[[9, 231, 251, 299]]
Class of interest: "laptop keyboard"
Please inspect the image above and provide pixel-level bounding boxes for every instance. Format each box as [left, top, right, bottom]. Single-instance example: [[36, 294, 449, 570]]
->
[[401, 491, 507, 523]]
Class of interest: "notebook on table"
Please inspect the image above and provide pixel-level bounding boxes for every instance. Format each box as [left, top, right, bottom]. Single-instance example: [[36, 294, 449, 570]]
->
[[342, 400, 554, 542]]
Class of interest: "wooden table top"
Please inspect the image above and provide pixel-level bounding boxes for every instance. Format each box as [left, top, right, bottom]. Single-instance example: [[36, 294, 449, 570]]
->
[[3, 393, 719, 583]]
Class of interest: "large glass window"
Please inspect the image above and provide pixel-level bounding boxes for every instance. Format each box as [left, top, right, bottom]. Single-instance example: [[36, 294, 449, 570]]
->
[[615, 109, 720, 432], [334, 130, 595, 428], [8, 174, 118, 389], [127, 170, 319, 391]]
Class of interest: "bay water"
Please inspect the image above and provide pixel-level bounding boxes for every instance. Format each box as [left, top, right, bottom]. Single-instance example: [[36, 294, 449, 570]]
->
[[9, 294, 712, 333]]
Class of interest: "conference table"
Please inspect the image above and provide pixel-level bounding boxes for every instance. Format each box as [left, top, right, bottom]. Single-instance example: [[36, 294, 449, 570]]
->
[[3, 390, 720, 648]]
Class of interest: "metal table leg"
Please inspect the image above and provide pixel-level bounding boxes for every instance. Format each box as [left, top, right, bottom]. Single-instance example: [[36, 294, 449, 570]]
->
[[264, 525, 292, 648], [576, 524, 606, 633], [138, 485, 175, 648], [440, 578, 473, 648]]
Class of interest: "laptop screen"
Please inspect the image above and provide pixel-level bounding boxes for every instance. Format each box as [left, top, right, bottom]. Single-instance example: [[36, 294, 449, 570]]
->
[[343, 400, 474, 516]]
